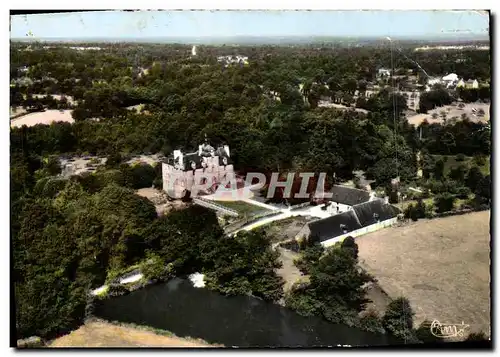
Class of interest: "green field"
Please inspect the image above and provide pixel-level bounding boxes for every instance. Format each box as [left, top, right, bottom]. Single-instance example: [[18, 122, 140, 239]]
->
[[214, 200, 270, 217], [396, 196, 472, 212], [432, 155, 490, 176]]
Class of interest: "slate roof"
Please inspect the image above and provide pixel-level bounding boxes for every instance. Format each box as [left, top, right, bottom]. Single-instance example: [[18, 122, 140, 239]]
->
[[308, 210, 362, 243], [329, 185, 371, 206], [167, 146, 231, 171], [352, 199, 401, 227], [306, 199, 401, 243]]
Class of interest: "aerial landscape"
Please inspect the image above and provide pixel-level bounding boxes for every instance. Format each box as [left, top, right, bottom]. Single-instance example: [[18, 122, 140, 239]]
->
[[10, 10, 491, 349]]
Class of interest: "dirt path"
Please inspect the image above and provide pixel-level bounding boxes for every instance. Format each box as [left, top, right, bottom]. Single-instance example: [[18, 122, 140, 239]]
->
[[276, 247, 306, 293], [49, 320, 216, 348]]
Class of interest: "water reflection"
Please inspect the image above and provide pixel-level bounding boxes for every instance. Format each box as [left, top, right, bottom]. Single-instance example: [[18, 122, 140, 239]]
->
[[94, 278, 398, 347]]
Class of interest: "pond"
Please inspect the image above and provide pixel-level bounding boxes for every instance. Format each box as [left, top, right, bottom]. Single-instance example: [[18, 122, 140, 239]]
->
[[93, 278, 400, 347]]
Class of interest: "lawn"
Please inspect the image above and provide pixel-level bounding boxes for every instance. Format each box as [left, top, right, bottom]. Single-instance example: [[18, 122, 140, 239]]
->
[[395, 196, 472, 212], [432, 154, 490, 176], [214, 200, 270, 217], [356, 211, 491, 338]]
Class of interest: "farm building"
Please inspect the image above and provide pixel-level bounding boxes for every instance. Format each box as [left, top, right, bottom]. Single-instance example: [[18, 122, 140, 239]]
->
[[296, 198, 401, 247]]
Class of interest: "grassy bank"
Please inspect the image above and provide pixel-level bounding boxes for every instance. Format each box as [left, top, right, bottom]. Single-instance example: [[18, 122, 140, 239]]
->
[[214, 200, 270, 217], [48, 319, 222, 348]]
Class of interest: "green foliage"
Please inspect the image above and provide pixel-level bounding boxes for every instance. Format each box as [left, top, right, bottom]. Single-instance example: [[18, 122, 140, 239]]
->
[[105, 152, 123, 169], [382, 297, 418, 342], [434, 193, 456, 213], [140, 254, 173, 282], [415, 320, 441, 344], [433, 159, 445, 180], [33, 177, 68, 198], [341, 236, 359, 260], [418, 88, 453, 113], [294, 242, 324, 275], [465, 331, 489, 341], [474, 175, 491, 206], [448, 164, 467, 184], [455, 186, 471, 199], [359, 310, 385, 335], [473, 155, 486, 167], [286, 242, 373, 328], [204, 230, 284, 302], [465, 165, 484, 192]]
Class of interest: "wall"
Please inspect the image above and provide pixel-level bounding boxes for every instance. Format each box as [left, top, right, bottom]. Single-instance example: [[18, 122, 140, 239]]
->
[[321, 217, 399, 248], [162, 162, 235, 197]]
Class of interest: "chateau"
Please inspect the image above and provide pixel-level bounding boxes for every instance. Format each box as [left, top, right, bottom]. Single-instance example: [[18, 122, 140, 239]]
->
[[162, 137, 236, 199]]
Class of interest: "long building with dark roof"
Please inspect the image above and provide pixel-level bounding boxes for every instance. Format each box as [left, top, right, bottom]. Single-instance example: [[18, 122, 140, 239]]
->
[[297, 198, 401, 246]]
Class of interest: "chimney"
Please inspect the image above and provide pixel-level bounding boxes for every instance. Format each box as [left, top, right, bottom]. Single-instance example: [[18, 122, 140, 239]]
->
[[384, 196, 389, 204]]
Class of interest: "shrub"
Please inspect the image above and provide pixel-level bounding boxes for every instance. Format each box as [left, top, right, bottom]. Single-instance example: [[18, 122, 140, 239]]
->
[[473, 155, 486, 167], [455, 186, 471, 199], [415, 320, 441, 343], [465, 331, 489, 341], [359, 310, 385, 334], [434, 193, 456, 213], [455, 153, 466, 162], [382, 297, 418, 342], [341, 236, 359, 260]]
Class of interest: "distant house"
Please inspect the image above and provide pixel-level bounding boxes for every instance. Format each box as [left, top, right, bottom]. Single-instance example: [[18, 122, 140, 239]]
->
[[217, 55, 249, 67], [296, 199, 401, 247], [442, 73, 458, 88], [466, 79, 479, 89], [377, 68, 391, 78], [457, 79, 479, 89]]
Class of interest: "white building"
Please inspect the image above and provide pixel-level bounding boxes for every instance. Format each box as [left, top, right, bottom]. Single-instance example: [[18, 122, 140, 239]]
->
[[442, 73, 459, 88], [295, 196, 400, 248], [377, 68, 391, 78], [217, 55, 249, 67]]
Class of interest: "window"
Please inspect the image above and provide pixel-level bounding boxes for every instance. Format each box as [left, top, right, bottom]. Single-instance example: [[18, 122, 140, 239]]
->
[[200, 177, 207, 185]]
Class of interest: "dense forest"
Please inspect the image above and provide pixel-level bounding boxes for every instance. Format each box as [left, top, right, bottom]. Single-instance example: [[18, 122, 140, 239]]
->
[[11, 41, 491, 344]]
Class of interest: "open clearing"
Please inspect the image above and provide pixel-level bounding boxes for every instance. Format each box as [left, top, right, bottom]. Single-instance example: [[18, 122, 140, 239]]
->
[[356, 211, 491, 336], [49, 320, 214, 347], [10, 110, 74, 128], [407, 102, 490, 126]]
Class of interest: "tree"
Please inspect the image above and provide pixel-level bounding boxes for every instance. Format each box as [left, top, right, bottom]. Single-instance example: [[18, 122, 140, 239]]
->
[[415, 320, 441, 344], [341, 236, 359, 260], [448, 164, 467, 183], [434, 193, 456, 213], [382, 297, 418, 342], [465, 331, 489, 341], [465, 165, 484, 192], [105, 152, 123, 169], [474, 175, 491, 205]]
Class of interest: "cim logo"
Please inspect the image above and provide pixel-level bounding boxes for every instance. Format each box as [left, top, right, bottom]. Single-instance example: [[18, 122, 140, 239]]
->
[[430, 320, 470, 339]]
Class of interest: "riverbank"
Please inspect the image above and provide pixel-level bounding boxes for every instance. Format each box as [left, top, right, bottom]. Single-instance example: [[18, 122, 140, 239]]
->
[[49, 319, 220, 348]]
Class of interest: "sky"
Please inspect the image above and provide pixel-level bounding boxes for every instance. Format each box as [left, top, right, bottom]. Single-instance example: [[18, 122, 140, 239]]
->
[[10, 10, 489, 40]]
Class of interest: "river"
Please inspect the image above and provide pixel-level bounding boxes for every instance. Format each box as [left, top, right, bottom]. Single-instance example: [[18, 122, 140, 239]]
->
[[93, 278, 400, 347]]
